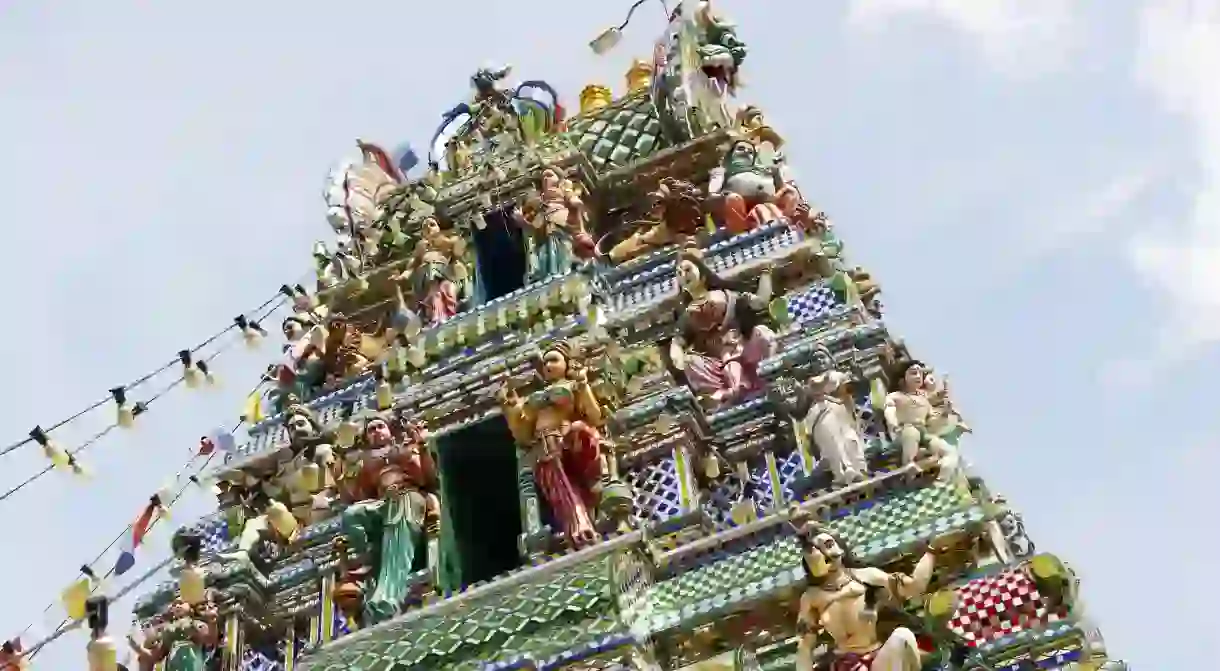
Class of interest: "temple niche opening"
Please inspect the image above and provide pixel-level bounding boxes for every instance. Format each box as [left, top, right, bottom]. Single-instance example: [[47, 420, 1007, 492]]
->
[[471, 204, 529, 302], [435, 415, 523, 587]]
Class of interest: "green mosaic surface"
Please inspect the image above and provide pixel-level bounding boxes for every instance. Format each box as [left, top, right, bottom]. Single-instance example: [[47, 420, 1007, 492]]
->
[[648, 482, 980, 616], [566, 91, 670, 172], [300, 555, 620, 671]]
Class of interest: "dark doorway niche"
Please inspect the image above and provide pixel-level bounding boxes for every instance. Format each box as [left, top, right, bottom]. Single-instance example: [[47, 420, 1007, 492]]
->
[[435, 415, 524, 587], [473, 204, 528, 302]]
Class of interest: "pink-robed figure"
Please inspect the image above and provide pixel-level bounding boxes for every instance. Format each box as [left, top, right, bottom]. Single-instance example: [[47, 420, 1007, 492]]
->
[[669, 247, 778, 406], [398, 217, 467, 327], [499, 340, 606, 549]]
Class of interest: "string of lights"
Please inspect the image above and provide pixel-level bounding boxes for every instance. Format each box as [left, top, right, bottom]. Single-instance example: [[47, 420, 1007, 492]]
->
[[0, 281, 317, 461], [9, 398, 261, 662], [0, 297, 288, 504]]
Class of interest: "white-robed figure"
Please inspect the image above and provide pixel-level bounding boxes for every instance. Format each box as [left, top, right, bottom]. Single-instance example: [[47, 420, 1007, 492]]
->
[[769, 346, 867, 486], [882, 360, 961, 482]]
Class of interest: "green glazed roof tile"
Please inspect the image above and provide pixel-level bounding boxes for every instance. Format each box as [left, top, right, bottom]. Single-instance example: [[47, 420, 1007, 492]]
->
[[300, 555, 617, 671], [647, 483, 980, 623], [567, 92, 670, 172]]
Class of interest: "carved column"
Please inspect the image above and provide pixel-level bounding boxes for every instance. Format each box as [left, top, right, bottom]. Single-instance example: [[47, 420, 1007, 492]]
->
[[317, 572, 337, 644], [221, 610, 243, 671]]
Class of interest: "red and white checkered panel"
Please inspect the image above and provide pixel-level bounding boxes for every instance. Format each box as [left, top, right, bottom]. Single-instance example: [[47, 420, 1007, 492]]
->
[[946, 569, 1067, 647]]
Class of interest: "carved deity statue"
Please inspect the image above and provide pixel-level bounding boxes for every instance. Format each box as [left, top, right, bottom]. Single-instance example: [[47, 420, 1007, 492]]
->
[[736, 105, 783, 150], [127, 596, 219, 671], [691, 0, 748, 94], [396, 216, 468, 327], [499, 340, 611, 549], [297, 313, 372, 391], [607, 177, 706, 264], [882, 360, 961, 482], [332, 414, 440, 625], [669, 247, 777, 406], [793, 516, 946, 671], [769, 346, 868, 486], [708, 139, 802, 234], [517, 167, 595, 282]]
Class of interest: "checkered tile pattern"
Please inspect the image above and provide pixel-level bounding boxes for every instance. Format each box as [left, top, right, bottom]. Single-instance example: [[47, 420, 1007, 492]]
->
[[334, 610, 352, 639], [242, 646, 283, 671], [625, 456, 684, 525], [567, 92, 670, 172], [948, 570, 1067, 647], [775, 448, 807, 505], [184, 511, 231, 554], [786, 284, 840, 325]]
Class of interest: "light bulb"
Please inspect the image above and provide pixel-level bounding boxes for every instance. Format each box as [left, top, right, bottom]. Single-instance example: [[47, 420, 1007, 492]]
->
[[336, 420, 359, 448], [179, 564, 206, 605], [589, 27, 623, 55]]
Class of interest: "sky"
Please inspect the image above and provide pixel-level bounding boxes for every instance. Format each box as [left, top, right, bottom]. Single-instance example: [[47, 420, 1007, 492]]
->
[[0, 0, 1215, 668]]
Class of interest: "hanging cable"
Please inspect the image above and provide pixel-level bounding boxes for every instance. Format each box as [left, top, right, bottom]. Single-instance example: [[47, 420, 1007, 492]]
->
[[0, 298, 287, 504], [0, 286, 296, 460]]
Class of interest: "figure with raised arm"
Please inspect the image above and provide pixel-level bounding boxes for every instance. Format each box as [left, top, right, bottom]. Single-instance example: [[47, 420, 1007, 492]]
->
[[333, 413, 440, 624], [498, 339, 611, 549], [792, 512, 946, 671]]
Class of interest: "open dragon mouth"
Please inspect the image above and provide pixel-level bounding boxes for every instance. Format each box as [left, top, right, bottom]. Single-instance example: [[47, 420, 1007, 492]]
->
[[472, 204, 529, 303], [435, 415, 524, 587]]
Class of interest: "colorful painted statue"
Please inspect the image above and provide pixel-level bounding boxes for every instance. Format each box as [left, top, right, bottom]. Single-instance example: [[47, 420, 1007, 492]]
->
[[921, 367, 971, 442], [691, 0, 748, 94], [324, 141, 403, 234], [336, 414, 440, 625], [792, 516, 942, 671], [396, 216, 468, 327], [607, 177, 706, 264], [518, 167, 595, 282], [297, 313, 372, 391], [127, 596, 219, 671], [669, 247, 777, 406], [498, 339, 608, 549], [708, 139, 802, 234], [882, 360, 961, 482], [769, 345, 868, 486]]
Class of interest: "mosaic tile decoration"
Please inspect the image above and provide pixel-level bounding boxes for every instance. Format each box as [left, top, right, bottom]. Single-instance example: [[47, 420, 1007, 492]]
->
[[700, 454, 776, 529], [948, 569, 1069, 648], [297, 555, 620, 671], [567, 92, 670, 172], [646, 483, 982, 623], [625, 455, 684, 525]]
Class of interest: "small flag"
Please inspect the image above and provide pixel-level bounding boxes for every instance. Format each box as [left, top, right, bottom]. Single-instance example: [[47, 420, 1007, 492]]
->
[[393, 143, 420, 178]]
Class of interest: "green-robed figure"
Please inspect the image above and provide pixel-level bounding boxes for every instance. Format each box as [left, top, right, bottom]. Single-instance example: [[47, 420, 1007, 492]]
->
[[336, 414, 443, 626]]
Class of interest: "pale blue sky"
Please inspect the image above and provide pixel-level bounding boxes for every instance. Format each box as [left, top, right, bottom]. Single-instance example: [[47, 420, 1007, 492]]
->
[[1, 1, 1215, 668]]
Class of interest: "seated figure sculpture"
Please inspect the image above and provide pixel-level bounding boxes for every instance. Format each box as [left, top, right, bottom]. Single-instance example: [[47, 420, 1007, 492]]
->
[[669, 246, 777, 407], [707, 139, 801, 234], [331, 413, 440, 625], [793, 512, 948, 671], [606, 177, 706, 264], [883, 360, 961, 482], [768, 345, 868, 486]]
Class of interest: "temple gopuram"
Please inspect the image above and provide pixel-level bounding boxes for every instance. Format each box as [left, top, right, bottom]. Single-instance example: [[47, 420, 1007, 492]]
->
[[123, 3, 1129, 671]]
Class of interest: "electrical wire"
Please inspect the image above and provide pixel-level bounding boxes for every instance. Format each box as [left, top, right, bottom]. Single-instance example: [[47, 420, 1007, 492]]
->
[[0, 298, 287, 504], [0, 289, 289, 460]]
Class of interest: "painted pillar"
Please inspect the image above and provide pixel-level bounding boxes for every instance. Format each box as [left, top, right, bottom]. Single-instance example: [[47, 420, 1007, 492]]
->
[[672, 442, 699, 512], [221, 610, 242, 671], [317, 573, 336, 644], [281, 620, 296, 671], [518, 460, 543, 539]]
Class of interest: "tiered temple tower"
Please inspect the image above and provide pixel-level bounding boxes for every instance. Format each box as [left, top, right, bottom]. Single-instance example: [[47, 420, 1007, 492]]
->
[[129, 6, 1128, 671]]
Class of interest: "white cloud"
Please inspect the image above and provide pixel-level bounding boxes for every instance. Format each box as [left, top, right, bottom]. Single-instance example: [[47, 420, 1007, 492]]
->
[[845, 0, 1078, 75], [1126, 1, 1220, 361]]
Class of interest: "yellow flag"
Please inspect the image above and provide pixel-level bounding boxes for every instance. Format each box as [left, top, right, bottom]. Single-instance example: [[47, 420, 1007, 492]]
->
[[62, 577, 91, 620], [242, 390, 266, 423]]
